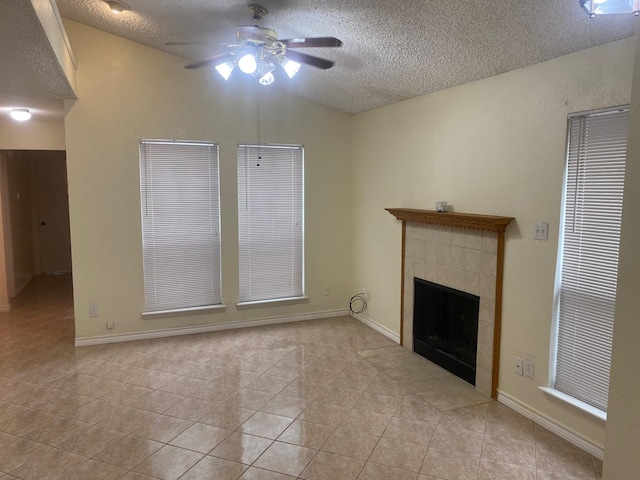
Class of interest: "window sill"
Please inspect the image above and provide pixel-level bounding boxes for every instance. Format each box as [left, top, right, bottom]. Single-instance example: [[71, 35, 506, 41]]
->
[[142, 304, 226, 319], [539, 387, 607, 422], [236, 296, 309, 308]]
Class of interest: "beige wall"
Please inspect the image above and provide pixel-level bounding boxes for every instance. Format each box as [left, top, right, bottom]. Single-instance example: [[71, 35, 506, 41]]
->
[[0, 117, 66, 151], [602, 30, 640, 480], [351, 38, 634, 449], [3, 154, 36, 295], [63, 21, 353, 340], [0, 154, 11, 311]]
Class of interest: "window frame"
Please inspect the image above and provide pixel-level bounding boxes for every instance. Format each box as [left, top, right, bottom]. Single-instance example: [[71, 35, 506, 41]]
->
[[139, 139, 223, 315], [545, 106, 629, 418], [236, 143, 305, 305]]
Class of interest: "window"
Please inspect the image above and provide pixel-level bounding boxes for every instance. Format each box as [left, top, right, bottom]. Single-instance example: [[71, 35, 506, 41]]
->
[[551, 107, 628, 413], [237, 144, 304, 303], [139, 140, 221, 313]]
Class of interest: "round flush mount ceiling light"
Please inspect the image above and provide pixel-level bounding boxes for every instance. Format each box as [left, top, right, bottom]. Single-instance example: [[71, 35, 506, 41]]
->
[[105, 0, 130, 14], [10, 109, 32, 121]]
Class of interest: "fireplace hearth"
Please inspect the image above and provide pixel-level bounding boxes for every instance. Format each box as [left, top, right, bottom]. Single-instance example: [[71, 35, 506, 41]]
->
[[413, 277, 480, 385]]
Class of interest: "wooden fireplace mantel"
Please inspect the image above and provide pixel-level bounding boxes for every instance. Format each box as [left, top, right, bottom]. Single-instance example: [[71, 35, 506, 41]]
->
[[385, 208, 514, 232], [387, 207, 514, 399]]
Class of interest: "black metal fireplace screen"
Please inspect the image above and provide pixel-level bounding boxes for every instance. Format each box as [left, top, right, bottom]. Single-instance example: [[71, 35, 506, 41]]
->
[[413, 277, 480, 385]]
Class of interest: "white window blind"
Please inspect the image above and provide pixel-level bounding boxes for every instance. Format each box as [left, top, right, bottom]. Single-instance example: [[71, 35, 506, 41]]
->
[[237, 144, 304, 303], [553, 107, 628, 412], [140, 140, 221, 312]]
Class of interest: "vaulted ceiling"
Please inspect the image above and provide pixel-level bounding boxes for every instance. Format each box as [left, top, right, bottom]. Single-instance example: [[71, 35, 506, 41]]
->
[[1, 0, 637, 119]]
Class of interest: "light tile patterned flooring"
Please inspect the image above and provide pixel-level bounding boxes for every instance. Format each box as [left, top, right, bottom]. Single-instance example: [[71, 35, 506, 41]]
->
[[0, 275, 603, 480]]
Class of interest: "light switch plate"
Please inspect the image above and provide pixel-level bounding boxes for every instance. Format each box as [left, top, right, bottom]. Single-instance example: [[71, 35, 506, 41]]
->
[[534, 222, 549, 240]]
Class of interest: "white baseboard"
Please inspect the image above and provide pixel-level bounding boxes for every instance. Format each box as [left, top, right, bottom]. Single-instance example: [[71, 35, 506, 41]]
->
[[497, 390, 604, 460], [351, 312, 400, 344], [75, 309, 350, 346], [0, 303, 11, 313]]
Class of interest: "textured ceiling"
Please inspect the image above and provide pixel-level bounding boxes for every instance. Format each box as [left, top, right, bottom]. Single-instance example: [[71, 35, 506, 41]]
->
[[0, 0, 75, 120], [2, 0, 638, 117]]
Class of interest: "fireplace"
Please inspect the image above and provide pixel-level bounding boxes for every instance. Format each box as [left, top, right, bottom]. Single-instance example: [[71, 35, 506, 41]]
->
[[413, 277, 480, 385], [386, 208, 514, 398]]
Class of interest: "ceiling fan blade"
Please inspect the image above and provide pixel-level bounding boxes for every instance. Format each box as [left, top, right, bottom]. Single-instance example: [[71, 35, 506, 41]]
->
[[281, 37, 342, 48], [168, 42, 241, 48], [285, 50, 334, 69], [184, 52, 235, 70], [166, 41, 203, 46]]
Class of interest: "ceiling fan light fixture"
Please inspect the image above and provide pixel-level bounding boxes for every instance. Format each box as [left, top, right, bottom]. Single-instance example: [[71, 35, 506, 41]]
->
[[238, 53, 257, 74], [580, 0, 640, 17], [258, 72, 275, 85], [215, 61, 235, 80], [257, 59, 276, 76], [181, 4, 342, 85], [105, 0, 130, 15], [10, 108, 32, 121], [281, 58, 301, 78]]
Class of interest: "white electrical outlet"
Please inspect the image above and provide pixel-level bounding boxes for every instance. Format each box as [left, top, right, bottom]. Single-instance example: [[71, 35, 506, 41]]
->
[[89, 303, 99, 317], [106, 321, 114, 329], [364, 289, 371, 301], [534, 222, 549, 240], [323, 285, 331, 296], [515, 357, 523, 376]]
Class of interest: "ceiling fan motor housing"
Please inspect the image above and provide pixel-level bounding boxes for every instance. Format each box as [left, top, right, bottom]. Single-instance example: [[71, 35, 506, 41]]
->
[[236, 26, 278, 45]]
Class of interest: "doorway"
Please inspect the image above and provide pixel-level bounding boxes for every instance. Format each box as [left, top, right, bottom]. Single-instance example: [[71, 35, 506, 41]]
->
[[0, 150, 72, 299]]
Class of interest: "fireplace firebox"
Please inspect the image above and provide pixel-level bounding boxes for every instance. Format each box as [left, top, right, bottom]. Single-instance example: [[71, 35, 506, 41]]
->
[[413, 277, 480, 385]]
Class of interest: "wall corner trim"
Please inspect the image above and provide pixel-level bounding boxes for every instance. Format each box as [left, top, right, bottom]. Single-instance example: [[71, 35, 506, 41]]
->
[[497, 390, 604, 460], [351, 312, 400, 344]]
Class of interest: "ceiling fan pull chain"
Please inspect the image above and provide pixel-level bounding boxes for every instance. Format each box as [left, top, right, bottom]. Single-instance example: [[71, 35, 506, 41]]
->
[[256, 97, 261, 165]]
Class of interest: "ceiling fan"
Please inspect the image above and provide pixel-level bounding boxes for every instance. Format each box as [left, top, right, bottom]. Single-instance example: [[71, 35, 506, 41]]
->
[[180, 4, 342, 85]]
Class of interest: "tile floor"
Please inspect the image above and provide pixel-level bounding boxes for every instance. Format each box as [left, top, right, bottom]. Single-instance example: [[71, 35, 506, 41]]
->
[[0, 275, 603, 480]]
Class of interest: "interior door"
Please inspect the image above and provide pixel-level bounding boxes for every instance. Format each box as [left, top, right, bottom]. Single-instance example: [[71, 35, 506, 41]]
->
[[33, 155, 72, 274]]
